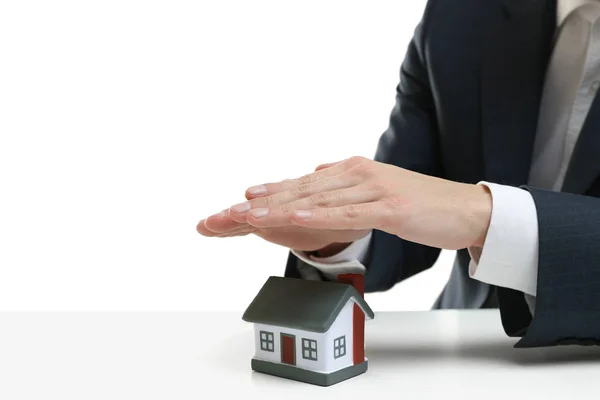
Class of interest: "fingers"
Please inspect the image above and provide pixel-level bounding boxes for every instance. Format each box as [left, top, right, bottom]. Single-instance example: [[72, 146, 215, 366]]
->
[[197, 222, 256, 238], [197, 216, 256, 237], [237, 174, 362, 220], [244, 179, 300, 201], [200, 209, 247, 234], [196, 219, 217, 236], [198, 156, 373, 234], [196, 216, 258, 238], [233, 161, 371, 223], [198, 156, 455, 247], [244, 156, 365, 200], [289, 201, 388, 230], [244, 184, 381, 228], [215, 225, 257, 237]]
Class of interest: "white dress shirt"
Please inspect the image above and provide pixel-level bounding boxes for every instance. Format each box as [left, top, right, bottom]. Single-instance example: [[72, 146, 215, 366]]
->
[[293, 1, 600, 317]]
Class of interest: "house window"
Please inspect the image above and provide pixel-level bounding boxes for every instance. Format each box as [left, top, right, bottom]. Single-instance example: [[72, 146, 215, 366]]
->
[[333, 336, 346, 359], [302, 338, 317, 361], [260, 331, 274, 352]]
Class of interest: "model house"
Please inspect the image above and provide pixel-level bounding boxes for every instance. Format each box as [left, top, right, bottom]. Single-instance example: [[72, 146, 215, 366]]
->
[[242, 274, 374, 386]]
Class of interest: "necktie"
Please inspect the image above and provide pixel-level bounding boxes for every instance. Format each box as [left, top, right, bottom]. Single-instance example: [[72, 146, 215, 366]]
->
[[528, 3, 600, 191]]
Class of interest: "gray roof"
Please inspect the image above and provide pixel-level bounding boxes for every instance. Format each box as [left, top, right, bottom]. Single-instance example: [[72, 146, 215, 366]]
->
[[242, 276, 374, 333]]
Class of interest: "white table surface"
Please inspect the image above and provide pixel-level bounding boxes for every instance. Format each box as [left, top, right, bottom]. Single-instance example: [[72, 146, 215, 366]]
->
[[1, 310, 599, 399]]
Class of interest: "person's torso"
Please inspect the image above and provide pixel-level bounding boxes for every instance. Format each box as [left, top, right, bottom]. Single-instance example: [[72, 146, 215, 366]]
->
[[424, 0, 600, 308]]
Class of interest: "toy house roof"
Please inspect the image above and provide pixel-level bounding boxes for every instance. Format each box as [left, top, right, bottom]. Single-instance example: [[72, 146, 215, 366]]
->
[[242, 276, 374, 333]]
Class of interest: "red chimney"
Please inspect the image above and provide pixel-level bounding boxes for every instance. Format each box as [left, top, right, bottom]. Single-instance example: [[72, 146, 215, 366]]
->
[[336, 273, 365, 365], [336, 273, 364, 296]]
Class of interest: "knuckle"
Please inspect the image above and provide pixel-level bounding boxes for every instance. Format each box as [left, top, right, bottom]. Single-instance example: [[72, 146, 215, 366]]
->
[[298, 174, 316, 185], [368, 181, 387, 194], [349, 162, 372, 178], [262, 195, 274, 207], [347, 155, 367, 166], [343, 204, 361, 220], [293, 183, 312, 197], [310, 191, 331, 207], [279, 202, 290, 213], [324, 208, 335, 220]]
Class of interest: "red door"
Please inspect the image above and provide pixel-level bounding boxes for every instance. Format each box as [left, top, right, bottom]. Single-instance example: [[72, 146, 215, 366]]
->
[[280, 334, 295, 365]]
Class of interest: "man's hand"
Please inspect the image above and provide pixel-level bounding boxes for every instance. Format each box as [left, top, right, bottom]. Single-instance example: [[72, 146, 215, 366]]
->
[[197, 156, 492, 251], [196, 160, 371, 252], [196, 211, 370, 252]]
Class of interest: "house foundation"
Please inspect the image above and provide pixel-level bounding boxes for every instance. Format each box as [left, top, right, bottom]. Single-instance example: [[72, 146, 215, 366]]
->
[[251, 358, 368, 387]]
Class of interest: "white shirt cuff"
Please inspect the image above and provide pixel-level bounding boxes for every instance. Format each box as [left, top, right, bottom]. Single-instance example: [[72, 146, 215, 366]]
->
[[468, 182, 539, 297], [291, 232, 372, 281], [309, 231, 372, 264]]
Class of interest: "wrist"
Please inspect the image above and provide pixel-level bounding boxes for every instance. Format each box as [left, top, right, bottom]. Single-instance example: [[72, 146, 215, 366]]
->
[[464, 183, 492, 248]]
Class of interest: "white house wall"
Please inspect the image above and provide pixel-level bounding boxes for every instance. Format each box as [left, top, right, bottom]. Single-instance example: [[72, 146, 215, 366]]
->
[[323, 299, 354, 372], [253, 323, 328, 372], [252, 299, 359, 374]]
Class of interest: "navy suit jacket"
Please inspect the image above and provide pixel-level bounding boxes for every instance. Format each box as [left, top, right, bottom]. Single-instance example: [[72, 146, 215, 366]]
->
[[285, 0, 600, 348]]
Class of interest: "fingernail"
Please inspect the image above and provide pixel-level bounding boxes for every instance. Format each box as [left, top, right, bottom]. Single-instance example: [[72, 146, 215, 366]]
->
[[249, 208, 269, 218], [231, 201, 251, 213], [294, 210, 312, 219], [247, 185, 267, 195]]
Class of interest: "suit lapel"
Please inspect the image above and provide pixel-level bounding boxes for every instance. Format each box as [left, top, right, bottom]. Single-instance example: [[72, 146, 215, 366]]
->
[[561, 93, 600, 194], [481, 0, 556, 186]]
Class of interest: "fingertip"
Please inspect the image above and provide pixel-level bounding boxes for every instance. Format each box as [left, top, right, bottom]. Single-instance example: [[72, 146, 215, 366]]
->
[[196, 219, 215, 236], [246, 184, 268, 197], [203, 209, 243, 232], [202, 216, 219, 231], [245, 190, 269, 200], [228, 210, 249, 223]]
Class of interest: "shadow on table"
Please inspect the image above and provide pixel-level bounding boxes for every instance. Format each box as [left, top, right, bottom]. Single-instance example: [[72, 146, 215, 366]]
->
[[366, 340, 600, 366]]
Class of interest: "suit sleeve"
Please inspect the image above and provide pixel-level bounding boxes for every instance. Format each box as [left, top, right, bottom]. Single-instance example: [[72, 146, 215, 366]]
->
[[497, 186, 600, 347], [285, 0, 444, 293]]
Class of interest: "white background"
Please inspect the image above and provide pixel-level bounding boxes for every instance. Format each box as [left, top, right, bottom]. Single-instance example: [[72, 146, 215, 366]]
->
[[0, 0, 453, 311]]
